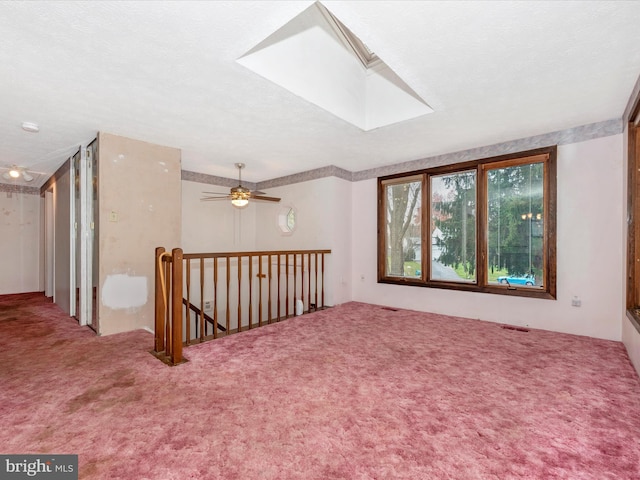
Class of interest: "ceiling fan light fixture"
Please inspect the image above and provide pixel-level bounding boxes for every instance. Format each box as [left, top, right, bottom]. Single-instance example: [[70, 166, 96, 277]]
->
[[231, 198, 249, 208], [2, 165, 35, 182], [200, 163, 280, 207]]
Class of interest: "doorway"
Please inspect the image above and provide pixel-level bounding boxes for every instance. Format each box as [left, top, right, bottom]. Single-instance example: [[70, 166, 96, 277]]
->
[[72, 140, 99, 331]]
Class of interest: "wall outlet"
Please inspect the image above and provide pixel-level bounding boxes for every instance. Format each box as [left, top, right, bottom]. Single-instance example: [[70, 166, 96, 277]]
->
[[571, 296, 581, 307], [204, 300, 212, 312]]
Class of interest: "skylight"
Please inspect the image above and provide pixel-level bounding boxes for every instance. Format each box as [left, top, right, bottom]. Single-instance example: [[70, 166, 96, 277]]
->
[[320, 5, 380, 69], [237, 1, 433, 131]]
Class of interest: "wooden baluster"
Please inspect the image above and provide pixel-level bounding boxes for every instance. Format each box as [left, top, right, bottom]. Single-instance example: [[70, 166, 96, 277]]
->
[[171, 248, 183, 364], [307, 253, 311, 312], [154, 247, 166, 353], [213, 257, 218, 339], [200, 257, 205, 342], [248, 255, 253, 329], [285, 253, 289, 318], [301, 253, 305, 315], [185, 258, 191, 344], [237, 255, 242, 333], [226, 256, 230, 335], [277, 254, 281, 321], [165, 259, 172, 356], [268, 254, 273, 324], [205, 261, 208, 338], [321, 253, 325, 308], [315, 253, 318, 311], [293, 253, 298, 315], [258, 255, 263, 327]]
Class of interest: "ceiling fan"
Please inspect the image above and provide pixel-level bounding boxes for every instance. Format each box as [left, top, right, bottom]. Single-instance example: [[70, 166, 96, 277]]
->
[[1, 165, 34, 182], [201, 163, 280, 208]]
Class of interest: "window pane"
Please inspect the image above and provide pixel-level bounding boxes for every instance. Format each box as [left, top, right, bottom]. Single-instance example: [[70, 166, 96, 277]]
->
[[431, 171, 476, 282], [286, 209, 296, 231], [384, 179, 422, 278], [487, 162, 544, 287]]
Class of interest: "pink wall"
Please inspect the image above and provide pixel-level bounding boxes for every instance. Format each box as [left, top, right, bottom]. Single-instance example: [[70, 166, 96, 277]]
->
[[180, 177, 352, 323], [351, 135, 625, 341], [181, 180, 257, 253], [0, 191, 42, 294], [253, 177, 353, 307], [98, 133, 182, 335]]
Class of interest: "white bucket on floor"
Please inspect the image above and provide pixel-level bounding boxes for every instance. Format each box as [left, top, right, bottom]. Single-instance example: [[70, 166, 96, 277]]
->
[[295, 299, 304, 316]]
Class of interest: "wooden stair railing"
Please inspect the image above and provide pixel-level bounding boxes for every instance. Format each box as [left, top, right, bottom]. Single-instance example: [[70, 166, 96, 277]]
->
[[154, 247, 331, 365], [153, 247, 184, 365], [182, 298, 227, 337]]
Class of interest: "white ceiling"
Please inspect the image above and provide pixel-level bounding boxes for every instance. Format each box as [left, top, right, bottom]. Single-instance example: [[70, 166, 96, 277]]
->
[[1, 0, 640, 186]]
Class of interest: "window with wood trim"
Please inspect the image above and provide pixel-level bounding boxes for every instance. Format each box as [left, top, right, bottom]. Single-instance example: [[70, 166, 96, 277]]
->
[[627, 98, 640, 324], [378, 147, 557, 299]]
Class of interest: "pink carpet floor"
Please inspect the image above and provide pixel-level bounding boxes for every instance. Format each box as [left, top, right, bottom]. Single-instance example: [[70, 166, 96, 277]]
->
[[2, 293, 640, 479]]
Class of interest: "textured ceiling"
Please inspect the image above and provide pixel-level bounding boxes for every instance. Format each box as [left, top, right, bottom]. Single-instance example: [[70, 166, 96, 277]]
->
[[1, 0, 640, 186]]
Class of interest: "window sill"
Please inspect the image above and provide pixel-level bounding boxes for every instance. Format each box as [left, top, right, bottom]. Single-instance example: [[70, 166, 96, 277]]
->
[[378, 277, 556, 300], [626, 309, 640, 335]]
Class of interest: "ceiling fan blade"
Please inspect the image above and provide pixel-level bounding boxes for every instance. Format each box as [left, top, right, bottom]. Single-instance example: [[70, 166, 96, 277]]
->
[[251, 195, 281, 203], [202, 191, 230, 195], [201, 195, 232, 201]]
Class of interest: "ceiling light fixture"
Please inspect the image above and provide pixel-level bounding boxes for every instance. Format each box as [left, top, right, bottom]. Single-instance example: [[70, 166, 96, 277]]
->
[[200, 163, 281, 208], [2, 165, 34, 182], [21, 121, 39, 133], [231, 197, 249, 208]]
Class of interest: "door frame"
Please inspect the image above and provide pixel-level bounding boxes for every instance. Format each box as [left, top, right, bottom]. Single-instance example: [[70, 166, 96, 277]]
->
[[44, 188, 54, 298]]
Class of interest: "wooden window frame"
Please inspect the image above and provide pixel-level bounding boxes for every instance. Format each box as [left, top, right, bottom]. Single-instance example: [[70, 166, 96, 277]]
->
[[378, 146, 557, 299], [626, 90, 640, 331]]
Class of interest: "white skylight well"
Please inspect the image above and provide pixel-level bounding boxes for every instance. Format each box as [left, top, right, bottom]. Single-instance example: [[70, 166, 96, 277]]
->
[[237, 2, 433, 131], [321, 6, 380, 69]]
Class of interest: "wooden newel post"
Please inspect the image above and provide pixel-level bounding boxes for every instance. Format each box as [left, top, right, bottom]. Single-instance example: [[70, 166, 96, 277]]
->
[[154, 247, 166, 353], [171, 248, 184, 364]]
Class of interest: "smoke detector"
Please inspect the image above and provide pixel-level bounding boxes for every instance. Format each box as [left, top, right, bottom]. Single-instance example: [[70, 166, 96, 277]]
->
[[21, 121, 39, 133]]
